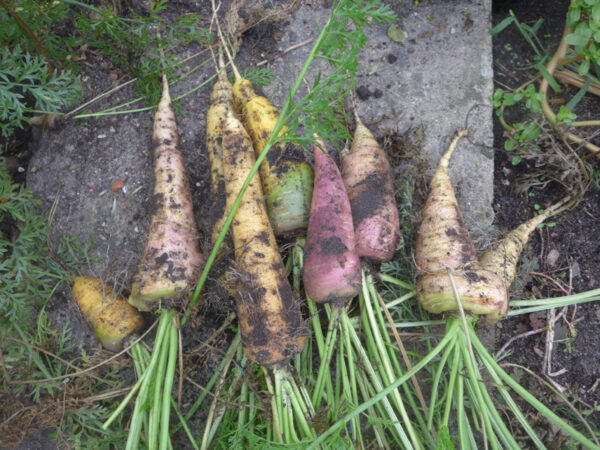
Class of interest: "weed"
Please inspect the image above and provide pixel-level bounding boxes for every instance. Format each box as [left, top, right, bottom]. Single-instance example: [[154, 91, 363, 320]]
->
[[0, 163, 68, 325], [493, 2, 600, 162], [71, 0, 209, 105], [0, 45, 82, 137], [236, 67, 275, 87]]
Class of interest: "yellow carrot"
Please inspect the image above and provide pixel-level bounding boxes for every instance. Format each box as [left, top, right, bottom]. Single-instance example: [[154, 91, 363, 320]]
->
[[415, 130, 477, 274], [73, 276, 143, 351], [480, 197, 570, 288], [210, 75, 306, 366]]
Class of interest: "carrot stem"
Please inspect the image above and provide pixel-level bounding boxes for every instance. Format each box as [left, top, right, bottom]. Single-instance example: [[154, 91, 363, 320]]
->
[[311, 306, 340, 411], [149, 326, 170, 449], [469, 326, 599, 449], [428, 331, 457, 430], [159, 322, 178, 449], [308, 319, 461, 449], [360, 272, 422, 449]]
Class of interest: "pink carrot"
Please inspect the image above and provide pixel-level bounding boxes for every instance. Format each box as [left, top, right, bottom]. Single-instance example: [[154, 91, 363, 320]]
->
[[303, 139, 361, 305]]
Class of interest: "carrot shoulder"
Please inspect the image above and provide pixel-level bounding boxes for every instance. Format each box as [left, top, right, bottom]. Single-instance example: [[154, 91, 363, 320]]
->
[[232, 78, 314, 237]]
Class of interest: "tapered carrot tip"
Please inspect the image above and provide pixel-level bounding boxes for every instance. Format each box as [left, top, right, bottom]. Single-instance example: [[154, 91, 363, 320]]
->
[[352, 119, 379, 149], [480, 196, 570, 287], [415, 130, 476, 273]]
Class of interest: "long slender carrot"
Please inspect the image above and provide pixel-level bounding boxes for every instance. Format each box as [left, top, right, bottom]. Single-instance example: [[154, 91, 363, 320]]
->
[[128, 75, 204, 312], [210, 73, 306, 366], [206, 77, 230, 245]]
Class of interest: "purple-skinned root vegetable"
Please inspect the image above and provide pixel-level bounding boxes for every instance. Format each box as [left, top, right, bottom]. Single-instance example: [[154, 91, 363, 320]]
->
[[341, 114, 400, 261], [303, 138, 361, 306]]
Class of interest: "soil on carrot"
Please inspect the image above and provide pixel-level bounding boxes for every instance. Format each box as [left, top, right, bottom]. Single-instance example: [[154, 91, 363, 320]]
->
[[492, 0, 600, 434], [4, 0, 600, 447]]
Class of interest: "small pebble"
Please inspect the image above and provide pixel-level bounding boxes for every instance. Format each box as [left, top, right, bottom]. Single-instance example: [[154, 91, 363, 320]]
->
[[111, 180, 125, 191], [545, 248, 560, 267], [571, 261, 581, 278], [356, 85, 371, 101]]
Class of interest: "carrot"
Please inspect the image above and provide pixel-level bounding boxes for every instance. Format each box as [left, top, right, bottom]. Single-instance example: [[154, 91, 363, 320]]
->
[[409, 131, 595, 448], [231, 74, 314, 237], [128, 75, 204, 312], [211, 75, 306, 366], [303, 138, 362, 305], [479, 197, 570, 288], [415, 130, 477, 274], [72, 276, 144, 351], [415, 131, 508, 318], [341, 112, 400, 261]]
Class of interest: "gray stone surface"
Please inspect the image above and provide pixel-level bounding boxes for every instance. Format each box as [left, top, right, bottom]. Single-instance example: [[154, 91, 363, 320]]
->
[[265, 0, 495, 243]]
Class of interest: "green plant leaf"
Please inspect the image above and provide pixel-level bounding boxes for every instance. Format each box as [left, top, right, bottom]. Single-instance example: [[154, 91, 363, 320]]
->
[[521, 122, 541, 141], [436, 425, 456, 449], [593, 4, 600, 23], [567, 7, 581, 28], [512, 155, 523, 165], [566, 79, 590, 111], [536, 63, 562, 93], [491, 16, 514, 35], [504, 139, 516, 151], [578, 58, 591, 76], [565, 31, 590, 47]]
